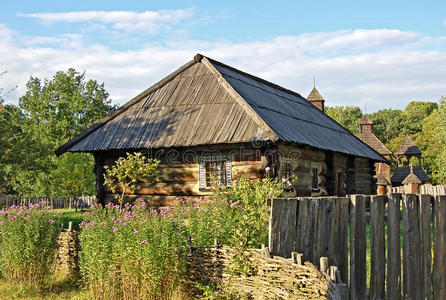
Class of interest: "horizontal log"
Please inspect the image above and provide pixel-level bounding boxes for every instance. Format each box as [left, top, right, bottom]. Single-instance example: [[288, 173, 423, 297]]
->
[[103, 194, 206, 206], [112, 182, 205, 196]]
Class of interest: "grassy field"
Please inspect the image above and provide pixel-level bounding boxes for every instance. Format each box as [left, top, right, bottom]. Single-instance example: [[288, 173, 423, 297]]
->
[[55, 208, 86, 231]]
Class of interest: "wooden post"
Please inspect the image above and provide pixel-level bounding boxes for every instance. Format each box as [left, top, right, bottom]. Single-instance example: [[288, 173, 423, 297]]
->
[[329, 197, 349, 284], [68, 221, 72, 232], [433, 195, 446, 300], [315, 198, 329, 265], [420, 194, 432, 299], [386, 193, 401, 300], [320, 256, 328, 274], [335, 284, 349, 300], [350, 195, 366, 300], [291, 252, 303, 265], [370, 195, 385, 300], [402, 194, 422, 300], [269, 198, 297, 257]]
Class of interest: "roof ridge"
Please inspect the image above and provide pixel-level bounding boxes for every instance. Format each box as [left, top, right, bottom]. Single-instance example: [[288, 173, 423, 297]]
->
[[55, 58, 198, 156], [200, 56, 278, 142]]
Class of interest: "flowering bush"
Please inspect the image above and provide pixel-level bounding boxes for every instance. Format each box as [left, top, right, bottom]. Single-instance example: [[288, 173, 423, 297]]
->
[[173, 196, 240, 247], [0, 202, 61, 286], [79, 200, 187, 300]]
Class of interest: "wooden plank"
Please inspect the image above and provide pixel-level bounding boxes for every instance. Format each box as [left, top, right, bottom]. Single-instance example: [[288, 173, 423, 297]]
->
[[268, 198, 282, 256], [386, 193, 401, 300], [420, 194, 432, 300], [433, 195, 446, 300], [329, 197, 349, 284], [349, 194, 366, 300], [296, 198, 316, 263], [314, 198, 329, 265], [370, 195, 385, 300], [402, 194, 422, 300]]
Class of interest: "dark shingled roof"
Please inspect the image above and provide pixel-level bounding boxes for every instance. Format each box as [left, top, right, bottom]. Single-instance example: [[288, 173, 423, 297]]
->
[[395, 135, 422, 156], [55, 54, 386, 162], [402, 170, 422, 185], [391, 166, 429, 184]]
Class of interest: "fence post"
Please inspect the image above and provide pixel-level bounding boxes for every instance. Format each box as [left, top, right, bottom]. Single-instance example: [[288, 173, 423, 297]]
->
[[269, 198, 297, 257], [329, 197, 349, 284], [349, 195, 366, 300], [433, 195, 446, 300], [420, 194, 432, 299], [370, 195, 385, 300], [386, 193, 401, 300], [402, 194, 422, 300]]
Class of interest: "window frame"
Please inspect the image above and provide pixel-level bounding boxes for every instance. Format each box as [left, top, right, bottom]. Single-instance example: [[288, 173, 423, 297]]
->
[[199, 155, 232, 188]]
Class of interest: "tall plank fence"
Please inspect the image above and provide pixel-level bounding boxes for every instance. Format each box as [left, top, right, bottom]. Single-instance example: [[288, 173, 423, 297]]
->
[[269, 194, 446, 299], [0, 195, 96, 209], [392, 183, 446, 196]]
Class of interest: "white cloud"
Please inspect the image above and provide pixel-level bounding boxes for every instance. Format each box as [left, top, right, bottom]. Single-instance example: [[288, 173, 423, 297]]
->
[[1, 25, 445, 112], [18, 9, 195, 34]]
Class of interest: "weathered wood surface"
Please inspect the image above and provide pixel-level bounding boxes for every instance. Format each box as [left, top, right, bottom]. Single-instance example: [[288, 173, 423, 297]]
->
[[268, 193, 445, 300], [386, 193, 401, 300], [433, 195, 446, 300], [268, 198, 297, 258], [349, 195, 367, 300], [0, 195, 95, 209], [370, 195, 385, 300], [420, 194, 432, 300], [329, 197, 348, 284], [402, 194, 422, 300]]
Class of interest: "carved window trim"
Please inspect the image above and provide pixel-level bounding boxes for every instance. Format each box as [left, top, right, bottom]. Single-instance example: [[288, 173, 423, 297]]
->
[[199, 155, 232, 188]]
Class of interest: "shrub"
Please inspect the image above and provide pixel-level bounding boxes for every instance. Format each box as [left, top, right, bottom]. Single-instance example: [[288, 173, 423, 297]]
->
[[0, 202, 61, 287], [79, 200, 187, 300], [104, 152, 160, 206]]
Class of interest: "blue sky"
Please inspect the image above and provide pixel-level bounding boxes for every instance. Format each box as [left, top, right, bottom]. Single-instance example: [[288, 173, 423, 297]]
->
[[1, 1, 445, 111]]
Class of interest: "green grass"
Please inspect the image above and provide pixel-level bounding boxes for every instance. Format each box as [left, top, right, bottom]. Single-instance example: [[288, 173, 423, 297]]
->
[[55, 209, 87, 231]]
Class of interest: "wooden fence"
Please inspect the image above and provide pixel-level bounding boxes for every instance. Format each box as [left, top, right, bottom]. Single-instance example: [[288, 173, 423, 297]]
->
[[0, 195, 96, 209], [269, 194, 446, 300], [392, 183, 446, 196]]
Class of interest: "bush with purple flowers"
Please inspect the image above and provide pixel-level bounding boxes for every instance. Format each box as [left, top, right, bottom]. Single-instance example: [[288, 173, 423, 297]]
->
[[79, 200, 187, 300], [0, 202, 61, 287]]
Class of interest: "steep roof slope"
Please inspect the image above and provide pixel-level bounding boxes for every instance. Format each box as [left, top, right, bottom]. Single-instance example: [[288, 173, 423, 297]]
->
[[395, 135, 422, 156], [56, 54, 385, 162]]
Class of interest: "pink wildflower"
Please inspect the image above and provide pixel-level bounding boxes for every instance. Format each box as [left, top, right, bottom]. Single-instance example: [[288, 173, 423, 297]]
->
[[0, 221, 3, 226], [49, 219, 55, 224], [56, 210, 63, 215], [24, 215, 31, 220], [134, 230, 139, 235], [113, 227, 118, 232], [100, 221, 106, 226], [140, 240, 148, 245]]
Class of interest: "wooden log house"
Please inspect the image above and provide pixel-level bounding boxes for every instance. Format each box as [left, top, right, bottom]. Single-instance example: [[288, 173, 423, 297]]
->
[[55, 54, 386, 206]]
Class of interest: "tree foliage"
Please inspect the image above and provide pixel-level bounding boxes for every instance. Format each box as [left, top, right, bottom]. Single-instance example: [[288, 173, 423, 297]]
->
[[0, 69, 116, 196], [104, 152, 160, 206], [325, 106, 363, 134]]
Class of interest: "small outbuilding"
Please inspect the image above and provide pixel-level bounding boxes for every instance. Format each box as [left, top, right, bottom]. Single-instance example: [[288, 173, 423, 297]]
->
[[56, 54, 386, 205]]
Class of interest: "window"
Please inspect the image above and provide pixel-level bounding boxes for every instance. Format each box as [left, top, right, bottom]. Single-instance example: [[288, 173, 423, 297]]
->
[[281, 159, 292, 181], [312, 167, 319, 189], [199, 156, 232, 188]]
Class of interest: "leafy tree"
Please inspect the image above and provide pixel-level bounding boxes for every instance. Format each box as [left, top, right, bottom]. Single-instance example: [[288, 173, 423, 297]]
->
[[369, 109, 405, 144], [436, 97, 446, 183], [4, 69, 116, 196], [104, 152, 160, 206], [402, 101, 438, 135], [325, 106, 363, 134]]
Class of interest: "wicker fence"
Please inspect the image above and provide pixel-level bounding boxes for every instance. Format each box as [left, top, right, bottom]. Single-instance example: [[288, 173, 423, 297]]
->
[[269, 194, 446, 300], [0, 195, 96, 209]]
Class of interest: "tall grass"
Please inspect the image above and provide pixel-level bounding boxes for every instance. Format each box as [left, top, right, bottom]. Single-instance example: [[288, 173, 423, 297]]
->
[[0, 202, 61, 287]]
